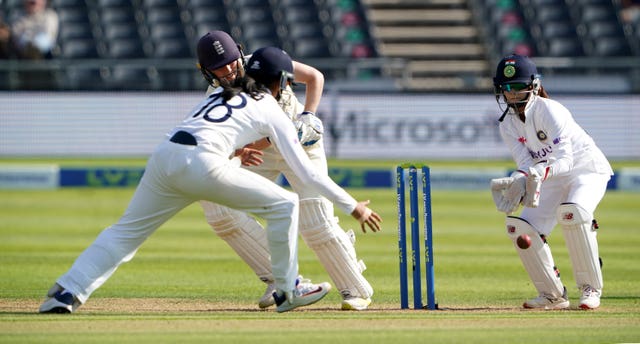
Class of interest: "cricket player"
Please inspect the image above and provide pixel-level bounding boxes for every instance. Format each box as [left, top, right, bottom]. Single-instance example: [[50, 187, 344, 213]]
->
[[39, 46, 382, 314], [195, 30, 376, 311], [490, 54, 613, 310]]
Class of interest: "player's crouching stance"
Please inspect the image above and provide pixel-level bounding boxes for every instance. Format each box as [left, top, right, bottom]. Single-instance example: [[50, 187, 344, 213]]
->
[[490, 54, 612, 310], [39, 47, 382, 314], [195, 31, 375, 311]]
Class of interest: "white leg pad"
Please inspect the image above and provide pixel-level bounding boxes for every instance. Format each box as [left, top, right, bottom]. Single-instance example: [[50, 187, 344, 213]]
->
[[299, 198, 373, 299], [200, 201, 273, 283], [556, 203, 603, 289], [506, 216, 565, 298]]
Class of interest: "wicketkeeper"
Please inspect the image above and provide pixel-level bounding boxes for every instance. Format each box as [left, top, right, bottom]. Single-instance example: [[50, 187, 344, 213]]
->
[[490, 54, 613, 310]]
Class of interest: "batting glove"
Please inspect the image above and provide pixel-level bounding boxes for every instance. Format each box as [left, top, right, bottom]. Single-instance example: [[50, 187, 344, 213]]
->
[[295, 111, 324, 146]]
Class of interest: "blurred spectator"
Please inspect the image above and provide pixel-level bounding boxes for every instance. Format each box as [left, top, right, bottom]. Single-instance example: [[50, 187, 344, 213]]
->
[[7, 0, 59, 59], [620, 0, 640, 24], [0, 20, 10, 58]]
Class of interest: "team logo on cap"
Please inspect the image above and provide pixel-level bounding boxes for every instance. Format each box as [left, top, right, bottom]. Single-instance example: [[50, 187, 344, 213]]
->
[[249, 61, 261, 70], [213, 40, 225, 55], [537, 130, 547, 141], [503, 59, 516, 78], [503, 65, 516, 78]]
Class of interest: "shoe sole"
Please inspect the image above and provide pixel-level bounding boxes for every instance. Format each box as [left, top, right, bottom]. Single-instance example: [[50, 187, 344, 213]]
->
[[258, 298, 275, 309], [39, 298, 73, 314], [341, 303, 368, 311], [341, 299, 371, 311], [579, 303, 599, 310], [522, 301, 570, 310]]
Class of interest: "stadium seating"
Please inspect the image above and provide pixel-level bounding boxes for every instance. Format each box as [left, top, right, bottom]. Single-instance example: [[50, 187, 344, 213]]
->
[[365, 0, 489, 90], [1, 0, 637, 91]]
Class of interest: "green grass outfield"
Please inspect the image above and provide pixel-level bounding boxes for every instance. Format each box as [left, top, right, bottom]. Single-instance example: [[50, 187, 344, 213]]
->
[[1, 159, 639, 343]]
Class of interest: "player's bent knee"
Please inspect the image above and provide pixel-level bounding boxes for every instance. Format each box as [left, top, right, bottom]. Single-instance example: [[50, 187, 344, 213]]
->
[[200, 201, 236, 223], [506, 216, 565, 296], [556, 202, 602, 289], [262, 192, 299, 222], [298, 198, 337, 243], [200, 201, 254, 235], [505, 216, 544, 250], [556, 203, 591, 227]]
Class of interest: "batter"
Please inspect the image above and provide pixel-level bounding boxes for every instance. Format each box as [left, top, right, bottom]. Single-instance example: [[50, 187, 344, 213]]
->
[[195, 30, 377, 311]]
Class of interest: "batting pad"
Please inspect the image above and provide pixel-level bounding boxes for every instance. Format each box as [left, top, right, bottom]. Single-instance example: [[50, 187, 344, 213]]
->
[[200, 201, 273, 283], [299, 198, 373, 299], [506, 216, 565, 298], [556, 203, 603, 290]]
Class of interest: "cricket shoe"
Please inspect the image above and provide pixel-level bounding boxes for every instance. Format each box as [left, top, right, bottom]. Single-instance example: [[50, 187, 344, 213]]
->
[[39, 284, 81, 314], [523, 287, 570, 310], [258, 282, 276, 309], [579, 285, 601, 310], [273, 277, 331, 313], [341, 296, 371, 311]]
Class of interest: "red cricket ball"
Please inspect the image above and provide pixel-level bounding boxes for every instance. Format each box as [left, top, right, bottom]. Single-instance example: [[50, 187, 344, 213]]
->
[[517, 234, 532, 249]]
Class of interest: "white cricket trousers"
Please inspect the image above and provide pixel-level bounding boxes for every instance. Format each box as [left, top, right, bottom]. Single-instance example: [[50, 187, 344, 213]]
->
[[57, 141, 300, 303], [520, 172, 610, 235]]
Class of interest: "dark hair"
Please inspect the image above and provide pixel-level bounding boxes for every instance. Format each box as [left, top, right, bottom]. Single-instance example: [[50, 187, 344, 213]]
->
[[220, 75, 270, 101], [538, 85, 549, 98]]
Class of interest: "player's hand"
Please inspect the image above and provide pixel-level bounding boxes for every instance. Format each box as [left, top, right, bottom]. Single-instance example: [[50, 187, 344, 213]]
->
[[531, 161, 551, 181], [490, 177, 520, 213], [351, 200, 382, 233], [501, 170, 526, 213], [491, 177, 513, 212], [522, 167, 542, 208], [234, 147, 264, 166], [295, 111, 324, 146]]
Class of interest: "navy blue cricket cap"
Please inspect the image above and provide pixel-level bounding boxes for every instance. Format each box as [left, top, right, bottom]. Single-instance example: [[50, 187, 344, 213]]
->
[[246, 47, 293, 85], [493, 54, 540, 87], [197, 31, 241, 71]]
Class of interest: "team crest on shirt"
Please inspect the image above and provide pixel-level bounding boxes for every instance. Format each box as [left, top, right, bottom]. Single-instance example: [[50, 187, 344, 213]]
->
[[537, 130, 547, 141]]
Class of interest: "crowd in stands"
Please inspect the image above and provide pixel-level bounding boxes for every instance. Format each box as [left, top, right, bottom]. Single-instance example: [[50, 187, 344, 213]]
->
[[1, 0, 638, 91], [620, 0, 640, 23], [1, 0, 58, 60]]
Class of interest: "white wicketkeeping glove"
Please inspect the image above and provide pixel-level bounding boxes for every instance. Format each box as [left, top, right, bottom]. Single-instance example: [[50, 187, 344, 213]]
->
[[491, 177, 513, 212], [295, 111, 324, 146], [503, 170, 527, 212], [531, 161, 551, 181], [522, 167, 543, 208], [491, 170, 527, 214]]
